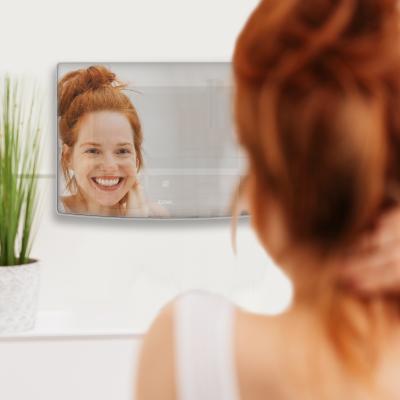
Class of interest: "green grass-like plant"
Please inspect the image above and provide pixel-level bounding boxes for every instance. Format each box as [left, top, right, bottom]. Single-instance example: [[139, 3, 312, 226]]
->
[[0, 76, 42, 266]]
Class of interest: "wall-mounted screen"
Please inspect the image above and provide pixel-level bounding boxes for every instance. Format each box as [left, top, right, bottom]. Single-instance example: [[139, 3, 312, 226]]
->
[[57, 62, 247, 218]]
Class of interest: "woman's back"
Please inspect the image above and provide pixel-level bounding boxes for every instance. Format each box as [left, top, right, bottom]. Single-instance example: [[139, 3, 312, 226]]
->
[[174, 291, 400, 400], [235, 302, 400, 400], [137, 291, 400, 400]]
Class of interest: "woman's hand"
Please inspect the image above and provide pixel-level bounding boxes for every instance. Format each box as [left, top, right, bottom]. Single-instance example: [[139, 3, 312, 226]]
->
[[124, 183, 150, 217], [339, 207, 400, 294]]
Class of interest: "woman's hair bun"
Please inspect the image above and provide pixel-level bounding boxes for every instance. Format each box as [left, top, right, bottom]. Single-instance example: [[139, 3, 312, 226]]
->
[[58, 65, 120, 116], [85, 65, 117, 89], [234, 0, 400, 85]]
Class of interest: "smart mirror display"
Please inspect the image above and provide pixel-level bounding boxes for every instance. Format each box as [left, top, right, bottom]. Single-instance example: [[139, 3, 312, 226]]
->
[[57, 62, 247, 218]]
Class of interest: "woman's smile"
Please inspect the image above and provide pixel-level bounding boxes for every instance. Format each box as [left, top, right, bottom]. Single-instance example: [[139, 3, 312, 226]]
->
[[90, 176, 125, 191]]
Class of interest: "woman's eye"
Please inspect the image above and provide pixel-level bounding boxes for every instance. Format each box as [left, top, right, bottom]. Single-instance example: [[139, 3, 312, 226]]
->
[[85, 148, 100, 155], [117, 148, 131, 155]]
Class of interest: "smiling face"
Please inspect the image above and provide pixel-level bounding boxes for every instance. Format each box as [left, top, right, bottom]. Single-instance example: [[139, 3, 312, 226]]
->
[[66, 111, 138, 209]]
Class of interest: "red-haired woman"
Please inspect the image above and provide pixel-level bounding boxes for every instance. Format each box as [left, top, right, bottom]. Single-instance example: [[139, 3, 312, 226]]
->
[[137, 1, 400, 398], [58, 66, 167, 217]]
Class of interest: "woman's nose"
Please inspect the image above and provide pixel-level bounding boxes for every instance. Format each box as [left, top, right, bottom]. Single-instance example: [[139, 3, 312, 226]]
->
[[99, 153, 118, 171]]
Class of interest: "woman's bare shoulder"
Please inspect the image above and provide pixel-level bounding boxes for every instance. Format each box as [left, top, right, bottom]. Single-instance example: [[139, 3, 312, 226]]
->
[[60, 195, 84, 214], [234, 307, 331, 400], [235, 308, 287, 397], [136, 298, 286, 400], [135, 300, 176, 400], [234, 307, 374, 400], [59, 195, 73, 213]]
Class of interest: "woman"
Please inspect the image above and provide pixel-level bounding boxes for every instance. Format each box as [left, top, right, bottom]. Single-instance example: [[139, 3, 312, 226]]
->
[[137, 1, 400, 399], [58, 65, 167, 217]]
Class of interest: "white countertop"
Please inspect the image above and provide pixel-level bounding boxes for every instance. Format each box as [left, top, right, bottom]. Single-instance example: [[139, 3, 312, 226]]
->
[[0, 309, 146, 340]]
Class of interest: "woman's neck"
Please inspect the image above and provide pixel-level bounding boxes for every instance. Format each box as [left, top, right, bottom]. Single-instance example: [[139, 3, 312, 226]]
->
[[66, 187, 150, 217], [65, 193, 122, 216], [86, 200, 121, 216], [281, 246, 347, 306]]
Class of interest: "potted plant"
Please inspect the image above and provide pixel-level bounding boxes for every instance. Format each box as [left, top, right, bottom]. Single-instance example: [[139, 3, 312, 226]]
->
[[0, 76, 42, 333]]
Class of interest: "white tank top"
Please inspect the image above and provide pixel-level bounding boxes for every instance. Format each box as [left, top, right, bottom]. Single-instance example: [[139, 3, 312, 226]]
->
[[174, 291, 241, 400]]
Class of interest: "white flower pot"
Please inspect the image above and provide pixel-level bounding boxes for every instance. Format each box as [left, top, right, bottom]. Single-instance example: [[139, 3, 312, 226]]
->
[[0, 260, 40, 334]]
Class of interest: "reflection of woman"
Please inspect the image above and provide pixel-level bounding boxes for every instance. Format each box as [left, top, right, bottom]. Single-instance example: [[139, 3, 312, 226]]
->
[[58, 65, 167, 217], [137, 1, 400, 399]]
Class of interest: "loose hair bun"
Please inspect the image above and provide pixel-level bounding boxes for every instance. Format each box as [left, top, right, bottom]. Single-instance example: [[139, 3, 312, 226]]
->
[[233, 0, 400, 93], [58, 66, 122, 117]]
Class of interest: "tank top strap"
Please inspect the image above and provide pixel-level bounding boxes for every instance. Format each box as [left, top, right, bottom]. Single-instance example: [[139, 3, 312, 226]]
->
[[174, 291, 240, 400]]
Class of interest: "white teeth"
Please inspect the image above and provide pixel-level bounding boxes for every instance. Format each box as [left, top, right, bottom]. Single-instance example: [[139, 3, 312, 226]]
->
[[94, 178, 120, 187]]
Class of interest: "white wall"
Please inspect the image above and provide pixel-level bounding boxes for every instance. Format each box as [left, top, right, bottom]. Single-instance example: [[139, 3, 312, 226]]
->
[[0, 0, 292, 334], [0, 336, 142, 400]]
